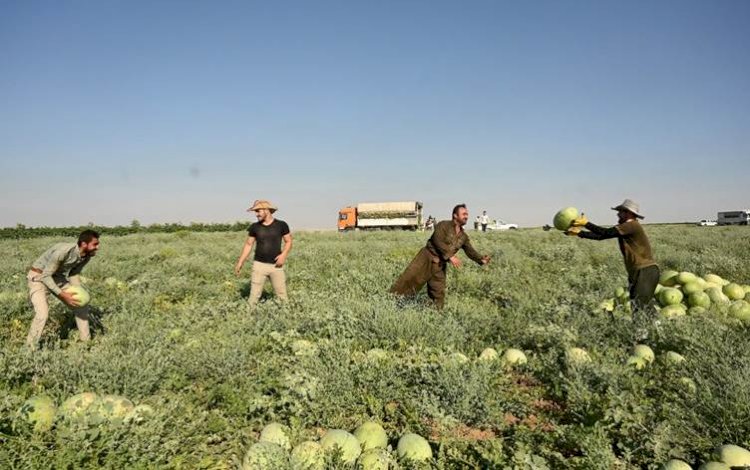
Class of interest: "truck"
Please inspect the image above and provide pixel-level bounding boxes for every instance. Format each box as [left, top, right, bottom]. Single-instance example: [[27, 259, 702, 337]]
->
[[338, 201, 423, 231], [717, 210, 750, 226]]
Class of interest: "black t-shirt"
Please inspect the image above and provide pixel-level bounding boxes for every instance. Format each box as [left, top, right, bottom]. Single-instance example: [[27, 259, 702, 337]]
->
[[248, 219, 290, 264]]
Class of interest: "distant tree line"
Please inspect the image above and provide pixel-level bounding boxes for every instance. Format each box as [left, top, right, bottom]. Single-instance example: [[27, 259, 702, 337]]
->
[[0, 220, 249, 240]]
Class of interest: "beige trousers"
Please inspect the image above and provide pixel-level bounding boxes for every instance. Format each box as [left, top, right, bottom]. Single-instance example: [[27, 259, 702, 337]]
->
[[26, 271, 90, 347], [249, 261, 288, 305]]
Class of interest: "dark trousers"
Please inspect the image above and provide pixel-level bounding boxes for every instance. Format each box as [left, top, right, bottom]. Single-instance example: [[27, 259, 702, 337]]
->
[[629, 265, 660, 311], [390, 247, 447, 309], [481, 224, 487, 232]]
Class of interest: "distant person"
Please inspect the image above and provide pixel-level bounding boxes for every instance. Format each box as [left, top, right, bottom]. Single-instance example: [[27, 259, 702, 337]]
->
[[390, 204, 490, 309], [566, 199, 660, 339], [425, 215, 435, 231], [474, 216, 480, 231], [26, 230, 100, 348], [235, 200, 292, 305], [481, 211, 489, 232]]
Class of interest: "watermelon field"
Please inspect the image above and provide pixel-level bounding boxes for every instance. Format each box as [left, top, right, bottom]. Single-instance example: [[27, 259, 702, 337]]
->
[[1, 225, 750, 469]]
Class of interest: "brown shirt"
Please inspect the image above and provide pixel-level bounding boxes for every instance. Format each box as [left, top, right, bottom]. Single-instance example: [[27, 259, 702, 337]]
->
[[580, 219, 656, 277], [426, 220, 484, 264]]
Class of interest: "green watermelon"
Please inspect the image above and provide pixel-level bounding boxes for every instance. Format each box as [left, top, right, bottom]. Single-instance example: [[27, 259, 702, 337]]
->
[[660, 270, 680, 287], [682, 282, 704, 296], [63, 285, 90, 307], [677, 272, 698, 285], [320, 429, 361, 464], [91, 395, 134, 424], [19, 395, 56, 432], [662, 460, 692, 470], [566, 347, 591, 365], [723, 283, 746, 301], [553, 207, 579, 231], [633, 345, 655, 363], [478, 347, 499, 362], [626, 355, 647, 370], [59, 392, 98, 422], [397, 433, 432, 462], [713, 444, 750, 467], [358, 449, 393, 470], [697, 463, 730, 470], [659, 288, 683, 306], [729, 301, 750, 322], [661, 304, 687, 318], [353, 421, 388, 451], [260, 422, 291, 451], [124, 404, 155, 425], [290, 441, 323, 470], [664, 351, 685, 365], [242, 441, 289, 469], [365, 348, 388, 362], [501, 348, 527, 366]]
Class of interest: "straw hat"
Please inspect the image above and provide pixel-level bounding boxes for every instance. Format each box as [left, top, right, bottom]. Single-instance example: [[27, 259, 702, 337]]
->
[[247, 200, 277, 213], [611, 199, 644, 219]]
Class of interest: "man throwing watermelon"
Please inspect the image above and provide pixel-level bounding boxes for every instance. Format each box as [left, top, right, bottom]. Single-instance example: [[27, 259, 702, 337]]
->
[[566, 199, 660, 338]]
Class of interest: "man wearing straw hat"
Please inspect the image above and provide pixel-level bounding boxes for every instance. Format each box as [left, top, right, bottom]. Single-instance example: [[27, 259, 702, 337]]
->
[[235, 200, 292, 305], [566, 199, 660, 337]]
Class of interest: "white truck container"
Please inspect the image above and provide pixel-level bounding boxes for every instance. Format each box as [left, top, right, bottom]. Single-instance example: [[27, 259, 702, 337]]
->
[[718, 210, 750, 226], [338, 201, 423, 231]]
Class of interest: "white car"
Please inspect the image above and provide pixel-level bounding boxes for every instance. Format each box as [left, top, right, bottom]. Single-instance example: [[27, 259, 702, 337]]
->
[[697, 219, 717, 226], [487, 219, 519, 230]]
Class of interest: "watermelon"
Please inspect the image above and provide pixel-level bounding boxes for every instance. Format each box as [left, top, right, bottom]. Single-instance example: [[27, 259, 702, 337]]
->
[[63, 285, 90, 307], [664, 351, 685, 365], [677, 272, 698, 285], [659, 288, 683, 307], [91, 395, 134, 424], [703, 274, 728, 286], [713, 444, 750, 467], [358, 449, 392, 470], [19, 395, 56, 432], [501, 348, 527, 366], [626, 355, 647, 370], [728, 301, 750, 322], [290, 441, 324, 470], [478, 347, 499, 362], [448, 352, 469, 364], [320, 429, 361, 464], [688, 292, 711, 308], [723, 283, 745, 301], [661, 304, 687, 319], [706, 287, 730, 305], [679, 377, 697, 394], [260, 422, 291, 451], [242, 442, 289, 469], [124, 404, 155, 425], [633, 345, 655, 363], [660, 270, 680, 287], [662, 460, 692, 470], [397, 433, 432, 462], [59, 392, 98, 422], [553, 207, 579, 231], [688, 306, 707, 316], [698, 463, 730, 470], [682, 282, 704, 296], [566, 347, 591, 365], [353, 421, 388, 451]]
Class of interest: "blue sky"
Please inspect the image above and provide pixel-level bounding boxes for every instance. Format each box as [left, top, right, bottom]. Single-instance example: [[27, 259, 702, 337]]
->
[[1, 0, 748, 229]]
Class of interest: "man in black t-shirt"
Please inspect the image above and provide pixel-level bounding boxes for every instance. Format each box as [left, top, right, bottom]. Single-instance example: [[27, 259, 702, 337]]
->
[[234, 200, 292, 305]]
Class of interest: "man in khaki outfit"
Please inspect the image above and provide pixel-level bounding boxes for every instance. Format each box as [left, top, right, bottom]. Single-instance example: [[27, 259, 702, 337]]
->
[[390, 204, 491, 309], [26, 230, 100, 348], [235, 200, 292, 305], [566, 199, 660, 339]]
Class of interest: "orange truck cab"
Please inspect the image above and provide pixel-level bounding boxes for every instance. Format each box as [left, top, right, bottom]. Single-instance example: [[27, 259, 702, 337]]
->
[[338, 207, 357, 231]]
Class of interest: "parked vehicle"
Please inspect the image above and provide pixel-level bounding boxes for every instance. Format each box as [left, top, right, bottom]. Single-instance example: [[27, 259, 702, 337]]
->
[[486, 219, 519, 230], [338, 201, 423, 231], [697, 219, 717, 226], [717, 210, 750, 226]]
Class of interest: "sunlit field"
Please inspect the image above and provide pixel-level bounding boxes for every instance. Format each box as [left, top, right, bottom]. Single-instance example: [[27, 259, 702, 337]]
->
[[1, 225, 749, 469]]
